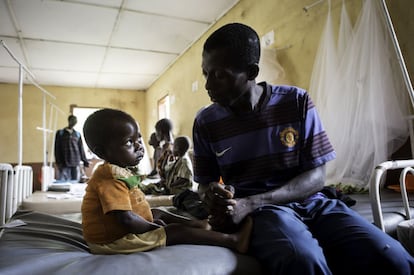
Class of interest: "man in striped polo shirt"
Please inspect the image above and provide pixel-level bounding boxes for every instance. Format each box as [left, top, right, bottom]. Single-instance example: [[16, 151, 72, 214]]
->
[[193, 23, 414, 275]]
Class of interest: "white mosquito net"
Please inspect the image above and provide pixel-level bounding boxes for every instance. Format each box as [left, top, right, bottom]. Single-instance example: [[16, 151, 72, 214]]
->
[[257, 47, 288, 84], [310, 0, 410, 190]]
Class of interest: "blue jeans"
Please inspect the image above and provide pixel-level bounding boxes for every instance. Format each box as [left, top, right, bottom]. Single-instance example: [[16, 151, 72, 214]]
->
[[249, 198, 414, 275], [57, 166, 79, 181]]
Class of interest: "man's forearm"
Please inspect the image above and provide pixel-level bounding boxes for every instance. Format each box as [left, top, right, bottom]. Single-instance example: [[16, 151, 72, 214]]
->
[[233, 165, 326, 223], [252, 165, 325, 205]]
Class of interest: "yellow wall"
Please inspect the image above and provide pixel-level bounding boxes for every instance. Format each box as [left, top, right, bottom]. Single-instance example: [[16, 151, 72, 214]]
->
[[144, 0, 363, 140], [0, 0, 413, 164], [145, 0, 414, 143], [0, 84, 145, 163]]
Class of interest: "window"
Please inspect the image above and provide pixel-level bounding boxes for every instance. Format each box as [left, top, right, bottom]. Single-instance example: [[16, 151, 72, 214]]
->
[[158, 95, 170, 120], [72, 106, 100, 159]]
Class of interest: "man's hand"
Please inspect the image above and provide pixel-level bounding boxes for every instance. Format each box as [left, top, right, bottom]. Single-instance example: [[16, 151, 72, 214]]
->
[[229, 197, 252, 224], [203, 182, 235, 214], [202, 182, 255, 228], [201, 182, 240, 232]]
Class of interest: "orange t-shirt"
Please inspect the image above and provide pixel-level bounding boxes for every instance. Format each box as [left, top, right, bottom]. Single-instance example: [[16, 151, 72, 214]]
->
[[81, 163, 153, 244]]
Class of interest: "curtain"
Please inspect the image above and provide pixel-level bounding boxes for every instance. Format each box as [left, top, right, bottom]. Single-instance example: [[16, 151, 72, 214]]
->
[[257, 47, 288, 84], [310, 0, 410, 189]]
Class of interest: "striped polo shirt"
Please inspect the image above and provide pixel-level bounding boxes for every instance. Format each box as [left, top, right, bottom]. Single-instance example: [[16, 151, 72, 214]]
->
[[192, 83, 336, 198]]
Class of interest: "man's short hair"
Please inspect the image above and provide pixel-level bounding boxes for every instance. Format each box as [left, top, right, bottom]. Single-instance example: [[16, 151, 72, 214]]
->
[[68, 114, 77, 121], [203, 23, 261, 69]]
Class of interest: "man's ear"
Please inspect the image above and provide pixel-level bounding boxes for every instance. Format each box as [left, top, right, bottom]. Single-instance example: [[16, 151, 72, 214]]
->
[[247, 63, 259, 80]]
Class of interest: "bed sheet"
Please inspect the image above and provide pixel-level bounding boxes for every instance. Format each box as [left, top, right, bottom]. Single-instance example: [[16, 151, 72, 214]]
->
[[0, 211, 262, 275]]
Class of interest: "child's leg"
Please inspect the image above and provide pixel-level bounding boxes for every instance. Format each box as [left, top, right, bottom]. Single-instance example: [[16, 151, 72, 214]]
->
[[152, 208, 209, 229], [164, 216, 253, 253], [152, 208, 190, 222]]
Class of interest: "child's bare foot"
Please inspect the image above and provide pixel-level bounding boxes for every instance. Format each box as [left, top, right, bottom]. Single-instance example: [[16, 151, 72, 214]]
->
[[234, 216, 253, 253]]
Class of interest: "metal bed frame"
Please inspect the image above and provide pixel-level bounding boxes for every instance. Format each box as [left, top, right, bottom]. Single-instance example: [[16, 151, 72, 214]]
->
[[369, 159, 414, 232]]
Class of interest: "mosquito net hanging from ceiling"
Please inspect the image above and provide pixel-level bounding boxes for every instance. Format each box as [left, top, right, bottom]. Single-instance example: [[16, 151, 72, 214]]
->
[[337, 0, 353, 58], [257, 47, 288, 85], [310, 0, 338, 119], [310, 0, 410, 189]]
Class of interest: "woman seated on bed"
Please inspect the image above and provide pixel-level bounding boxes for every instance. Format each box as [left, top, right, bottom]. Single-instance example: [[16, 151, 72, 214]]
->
[[81, 108, 252, 254]]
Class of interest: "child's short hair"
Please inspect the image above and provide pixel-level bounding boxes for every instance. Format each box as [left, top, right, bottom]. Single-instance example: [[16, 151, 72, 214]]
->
[[174, 136, 191, 155], [83, 108, 135, 156], [155, 118, 173, 134]]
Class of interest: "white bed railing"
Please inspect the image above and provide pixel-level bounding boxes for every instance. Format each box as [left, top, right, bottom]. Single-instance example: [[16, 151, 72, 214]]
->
[[0, 163, 14, 226], [13, 165, 33, 215], [369, 159, 414, 231], [399, 166, 414, 221], [0, 164, 33, 226]]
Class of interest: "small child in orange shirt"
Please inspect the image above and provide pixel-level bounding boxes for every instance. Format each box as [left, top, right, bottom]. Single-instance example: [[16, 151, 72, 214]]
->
[[81, 108, 252, 255]]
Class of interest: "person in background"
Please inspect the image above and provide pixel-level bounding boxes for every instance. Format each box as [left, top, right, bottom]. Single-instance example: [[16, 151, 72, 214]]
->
[[145, 136, 194, 195], [155, 118, 174, 181], [147, 132, 162, 178], [54, 114, 89, 181], [164, 136, 194, 194], [192, 22, 414, 275], [81, 108, 252, 255]]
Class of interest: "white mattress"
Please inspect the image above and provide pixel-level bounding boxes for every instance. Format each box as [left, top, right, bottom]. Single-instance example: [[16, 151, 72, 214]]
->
[[21, 182, 174, 214]]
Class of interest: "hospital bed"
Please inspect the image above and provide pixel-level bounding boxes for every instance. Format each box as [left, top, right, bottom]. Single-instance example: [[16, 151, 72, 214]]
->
[[1, 160, 414, 274], [0, 163, 262, 275]]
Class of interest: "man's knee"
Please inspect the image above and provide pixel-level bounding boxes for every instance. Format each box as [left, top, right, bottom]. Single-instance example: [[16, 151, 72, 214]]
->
[[250, 209, 331, 274]]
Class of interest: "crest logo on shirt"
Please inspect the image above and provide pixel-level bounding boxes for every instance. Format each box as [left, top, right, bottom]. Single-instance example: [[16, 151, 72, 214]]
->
[[280, 127, 298, 148]]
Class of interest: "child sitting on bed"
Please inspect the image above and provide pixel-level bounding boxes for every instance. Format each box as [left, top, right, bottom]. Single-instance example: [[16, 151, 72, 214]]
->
[[155, 118, 175, 181], [144, 136, 193, 195], [147, 132, 162, 178], [164, 136, 193, 194], [81, 108, 252, 255]]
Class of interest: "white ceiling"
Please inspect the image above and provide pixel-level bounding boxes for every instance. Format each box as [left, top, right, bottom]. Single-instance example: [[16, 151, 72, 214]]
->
[[0, 0, 239, 90]]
